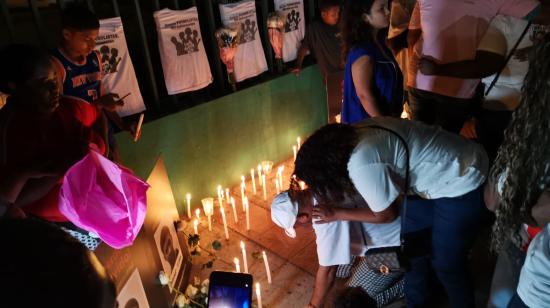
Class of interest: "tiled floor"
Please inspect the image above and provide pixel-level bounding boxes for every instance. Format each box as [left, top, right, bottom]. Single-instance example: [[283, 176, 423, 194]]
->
[[184, 158, 497, 308]]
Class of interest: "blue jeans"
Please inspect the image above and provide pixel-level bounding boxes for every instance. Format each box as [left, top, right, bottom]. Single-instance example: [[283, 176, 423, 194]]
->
[[403, 187, 487, 308]]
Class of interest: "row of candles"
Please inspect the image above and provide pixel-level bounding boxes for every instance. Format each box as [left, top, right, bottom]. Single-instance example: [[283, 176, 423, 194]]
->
[[185, 136, 302, 303]]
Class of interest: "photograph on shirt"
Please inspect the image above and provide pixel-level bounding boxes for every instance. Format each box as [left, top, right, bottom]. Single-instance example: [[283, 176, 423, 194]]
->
[[153, 214, 183, 287], [96, 17, 146, 117], [154, 7, 213, 94], [116, 268, 150, 308]]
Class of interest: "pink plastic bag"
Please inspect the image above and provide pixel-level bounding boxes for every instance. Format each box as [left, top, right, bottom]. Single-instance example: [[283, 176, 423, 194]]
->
[[59, 150, 149, 249]]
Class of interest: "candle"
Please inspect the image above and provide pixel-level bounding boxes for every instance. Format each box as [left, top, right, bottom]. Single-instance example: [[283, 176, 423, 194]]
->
[[225, 188, 230, 202], [193, 219, 199, 236], [217, 185, 224, 204], [186, 193, 192, 219], [297, 136, 301, 150], [250, 169, 257, 194], [261, 161, 273, 175], [261, 174, 267, 201], [241, 175, 246, 190], [220, 204, 229, 240], [299, 181, 306, 190], [240, 241, 249, 273], [244, 197, 250, 231], [201, 198, 214, 231], [257, 164, 263, 186], [275, 178, 280, 194], [195, 208, 201, 219], [230, 197, 238, 223], [234, 257, 240, 273], [262, 251, 272, 284], [277, 166, 284, 189], [240, 182, 246, 212], [292, 145, 297, 161], [256, 283, 263, 308]]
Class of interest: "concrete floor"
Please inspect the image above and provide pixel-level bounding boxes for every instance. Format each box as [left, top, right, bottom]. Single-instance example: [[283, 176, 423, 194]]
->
[[183, 159, 497, 307]]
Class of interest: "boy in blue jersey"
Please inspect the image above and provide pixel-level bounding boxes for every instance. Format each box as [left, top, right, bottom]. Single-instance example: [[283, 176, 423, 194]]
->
[[51, 5, 133, 161]]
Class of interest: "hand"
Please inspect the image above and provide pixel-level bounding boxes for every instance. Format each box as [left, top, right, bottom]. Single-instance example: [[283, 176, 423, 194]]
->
[[312, 204, 338, 224], [94, 93, 124, 111], [460, 118, 477, 139], [290, 67, 302, 76], [418, 56, 440, 75], [513, 47, 531, 62]]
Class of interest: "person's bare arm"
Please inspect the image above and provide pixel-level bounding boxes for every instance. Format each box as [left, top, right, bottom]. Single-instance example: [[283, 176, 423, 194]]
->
[[291, 45, 310, 76], [418, 50, 505, 78], [351, 55, 383, 117], [531, 190, 550, 227], [484, 179, 501, 212], [308, 265, 337, 308], [313, 198, 400, 224]]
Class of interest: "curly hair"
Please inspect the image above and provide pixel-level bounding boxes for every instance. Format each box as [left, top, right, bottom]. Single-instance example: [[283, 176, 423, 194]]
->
[[490, 33, 550, 252], [341, 0, 376, 65], [293, 123, 359, 204]]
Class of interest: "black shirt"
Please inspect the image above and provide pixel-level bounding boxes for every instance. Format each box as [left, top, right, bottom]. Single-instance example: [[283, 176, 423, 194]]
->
[[301, 19, 343, 77]]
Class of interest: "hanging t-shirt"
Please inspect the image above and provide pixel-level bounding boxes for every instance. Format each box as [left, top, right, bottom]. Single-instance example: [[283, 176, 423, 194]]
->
[[274, 0, 305, 62], [154, 7, 213, 94], [219, 0, 268, 82], [96, 17, 146, 117]]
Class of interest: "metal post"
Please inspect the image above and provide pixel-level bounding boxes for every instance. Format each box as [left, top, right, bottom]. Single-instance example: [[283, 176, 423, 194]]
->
[[173, 0, 180, 10], [132, 0, 160, 109], [0, 0, 15, 42], [56, 0, 65, 10], [259, 0, 274, 73], [28, 0, 47, 46], [308, 0, 315, 22], [203, 0, 226, 93], [85, 0, 94, 12]]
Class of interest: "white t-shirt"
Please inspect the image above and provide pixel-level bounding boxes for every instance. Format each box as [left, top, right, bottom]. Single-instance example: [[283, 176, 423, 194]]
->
[[348, 117, 488, 213], [313, 216, 401, 267], [478, 16, 533, 111], [96, 17, 146, 117], [219, 0, 268, 82], [517, 223, 550, 307], [154, 7, 213, 95], [274, 0, 305, 62]]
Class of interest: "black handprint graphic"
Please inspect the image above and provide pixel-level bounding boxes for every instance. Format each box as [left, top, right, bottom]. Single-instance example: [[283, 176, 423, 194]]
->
[[239, 19, 257, 44], [180, 27, 201, 54], [285, 9, 301, 33]]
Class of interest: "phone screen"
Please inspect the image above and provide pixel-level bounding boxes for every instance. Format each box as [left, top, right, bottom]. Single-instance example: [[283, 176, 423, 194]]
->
[[207, 271, 253, 308]]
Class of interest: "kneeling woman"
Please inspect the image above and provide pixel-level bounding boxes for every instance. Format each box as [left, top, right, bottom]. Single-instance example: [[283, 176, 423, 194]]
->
[[294, 117, 488, 308]]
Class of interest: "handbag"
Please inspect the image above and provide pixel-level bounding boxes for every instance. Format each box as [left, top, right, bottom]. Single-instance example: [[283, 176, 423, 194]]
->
[[360, 125, 411, 275]]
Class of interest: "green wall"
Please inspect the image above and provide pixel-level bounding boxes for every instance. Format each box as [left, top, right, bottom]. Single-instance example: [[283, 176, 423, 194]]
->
[[116, 66, 327, 214]]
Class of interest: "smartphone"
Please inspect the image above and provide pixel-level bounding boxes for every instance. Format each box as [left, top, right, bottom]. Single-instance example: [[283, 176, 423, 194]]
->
[[207, 271, 253, 308]]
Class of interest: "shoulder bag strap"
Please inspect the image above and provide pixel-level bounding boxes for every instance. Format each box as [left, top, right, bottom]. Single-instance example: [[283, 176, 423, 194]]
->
[[485, 21, 532, 96]]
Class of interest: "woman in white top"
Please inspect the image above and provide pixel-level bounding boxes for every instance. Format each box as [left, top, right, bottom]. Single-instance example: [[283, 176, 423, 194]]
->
[[294, 117, 488, 308], [484, 33, 550, 308]]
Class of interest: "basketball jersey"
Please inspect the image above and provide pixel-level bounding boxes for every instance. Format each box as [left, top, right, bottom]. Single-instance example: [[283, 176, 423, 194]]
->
[[51, 48, 102, 103]]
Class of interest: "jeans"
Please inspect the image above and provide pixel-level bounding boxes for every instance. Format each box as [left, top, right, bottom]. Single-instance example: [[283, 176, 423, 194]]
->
[[408, 87, 478, 134], [403, 187, 487, 308], [507, 292, 529, 308], [487, 240, 526, 308], [325, 72, 344, 123]]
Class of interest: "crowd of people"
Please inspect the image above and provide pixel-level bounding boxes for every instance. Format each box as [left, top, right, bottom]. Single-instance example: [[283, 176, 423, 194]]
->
[[0, 0, 549, 307], [276, 0, 550, 307]]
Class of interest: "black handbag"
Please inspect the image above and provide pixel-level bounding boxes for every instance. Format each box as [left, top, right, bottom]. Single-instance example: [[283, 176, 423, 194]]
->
[[359, 125, 411, 275]]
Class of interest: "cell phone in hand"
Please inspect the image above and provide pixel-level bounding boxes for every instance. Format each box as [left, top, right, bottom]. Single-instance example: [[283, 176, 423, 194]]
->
[[116, 92, 131, 103], [207, 271, 253, 308]]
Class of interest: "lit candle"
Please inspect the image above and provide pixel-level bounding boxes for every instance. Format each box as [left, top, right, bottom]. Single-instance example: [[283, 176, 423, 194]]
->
[[230, 197, 238, 223], [195, 208, 201, 219], [297, 136, 301, 150], [217, 185, 224, 209], [241, 175, 246, 190], [193, 219, 199, 235], [257, 164, 263, 186], [244, 197, 250, 231], [240, 182, 246, 212], [256, 283, 263, 308], [234, 257, 240, 273], [292, 145, 297, 161], [186, 193, 192, 219], [299, 181, 306, 190], [277, 166, 284, 189], [262, 251, 272, 284], [201, 198, 214, 231], [250, 169, 257, 194], [261, 174, 267, 201], [275, 178, 280, 194], [225, 188, 230, 202], [240, 241, 249, 273], [220, 204, 229, 240]]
